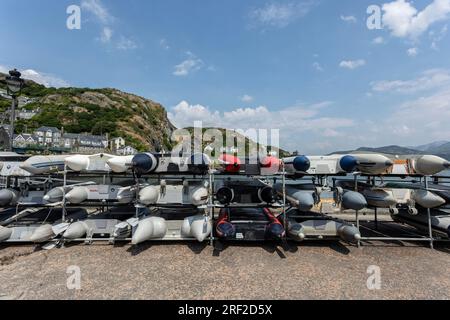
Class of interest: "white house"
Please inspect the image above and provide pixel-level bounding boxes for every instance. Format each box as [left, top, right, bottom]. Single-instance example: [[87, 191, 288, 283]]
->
[[17, 108, 40, 120], [62, 133, 108, 152], [110, 137, 126, 151], [34, 127, 61, 146], [117, 145, 138, 156], [13, 134, 38, 147]]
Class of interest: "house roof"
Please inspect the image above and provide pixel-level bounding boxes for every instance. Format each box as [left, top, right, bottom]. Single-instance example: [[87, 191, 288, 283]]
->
[[63, 133, 80, 139], [79, 135, 107, 143], [63, 133, 107, 141], [14, 133, 37, 141], [36, 126, 60, 133], [19, 108, 39, 113], [0, 124, 11, 131]]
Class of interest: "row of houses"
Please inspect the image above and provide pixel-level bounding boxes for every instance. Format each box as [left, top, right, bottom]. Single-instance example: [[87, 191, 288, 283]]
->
[[0, 90, 38, 108], [0, 95, 137, 155], [0, 125, 137, 155]]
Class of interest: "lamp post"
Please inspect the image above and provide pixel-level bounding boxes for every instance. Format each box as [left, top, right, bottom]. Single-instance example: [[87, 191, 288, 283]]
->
[[5, 69, 24, 151]]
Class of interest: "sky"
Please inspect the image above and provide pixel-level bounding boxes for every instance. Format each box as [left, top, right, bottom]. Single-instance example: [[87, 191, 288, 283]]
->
[[1, 0, 450, 154]]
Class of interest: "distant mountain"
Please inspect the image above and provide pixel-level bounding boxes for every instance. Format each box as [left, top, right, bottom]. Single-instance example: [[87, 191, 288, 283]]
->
[[332, 145, 422, 156], [332, 141, 450, 160], [410, 141, 449, 152], [426, 142, 450, 160]]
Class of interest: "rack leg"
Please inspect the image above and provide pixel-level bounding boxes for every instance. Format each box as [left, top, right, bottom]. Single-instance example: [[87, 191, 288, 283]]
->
[[282, 164, 287, 242], [427, 208, 434, 250], [374, 207, 378, 231], [356, 210, 361, 248], [209, 170, 214, 247], [424, 177, 434, 250], [62, 165, 67, 222]]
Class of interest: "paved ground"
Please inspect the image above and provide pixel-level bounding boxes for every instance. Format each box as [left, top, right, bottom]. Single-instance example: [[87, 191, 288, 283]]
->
[[1, 240, 449, 300]]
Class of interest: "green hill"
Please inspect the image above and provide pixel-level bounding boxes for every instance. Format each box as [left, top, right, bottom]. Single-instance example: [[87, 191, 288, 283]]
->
[[0, 73, 286, 156], [0, 73, 175, 152]]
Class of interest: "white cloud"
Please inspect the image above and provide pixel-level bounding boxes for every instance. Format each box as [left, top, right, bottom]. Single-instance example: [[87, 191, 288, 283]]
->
[[372, 36, 385, 44], [340, 15, 357, 23], [382, 0, 450, 39], [173, 53, 204, 76], [168, 100, 354, 152], [168, 101, 221, 127], [0, 65, 8, 74], [22, 69, 70, 88], [430, 24, 448, 49], [116, 36, 138, 50], [382, 86, 450, 140], [339, 59, 366, 70], [1, 65, 70, 88], [312, 62, 324, 72], [81, 0, 113, 24], [100, 27, 113, 43], [371, 69, 450, 93], [322, 128, 341, 137], [81, 0, 139, 51], [407, 47, 418, 56], [240, 95, 254, 103], [168, 92, 450, 153], [249, 1, 316, 28]]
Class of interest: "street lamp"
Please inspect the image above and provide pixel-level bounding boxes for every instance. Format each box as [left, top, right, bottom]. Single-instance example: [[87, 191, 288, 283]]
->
[[5, 69, 24, 151]]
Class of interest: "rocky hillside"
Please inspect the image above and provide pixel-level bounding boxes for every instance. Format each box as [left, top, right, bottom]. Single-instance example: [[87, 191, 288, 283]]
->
[[0, 72, 175, 151], [180, 127, 289, 158], [0, 73, 284, 156]]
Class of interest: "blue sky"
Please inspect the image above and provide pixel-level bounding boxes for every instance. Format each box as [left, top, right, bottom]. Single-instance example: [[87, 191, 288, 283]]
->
[[1, 0, 450, 153]]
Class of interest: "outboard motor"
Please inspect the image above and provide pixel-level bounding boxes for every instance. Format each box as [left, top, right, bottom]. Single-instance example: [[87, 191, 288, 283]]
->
[[266, 222, 285, 239], [389, 207, 399, 215], [132, 153, 158, 175], [216, 212, 236, 238], [264, 208, 285, 239], [408, 206, 419, 215], [216, 187, 234, 205], [258, 186, 275, 204]]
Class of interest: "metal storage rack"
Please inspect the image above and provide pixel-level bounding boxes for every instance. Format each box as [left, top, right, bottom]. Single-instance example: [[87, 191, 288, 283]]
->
[[1, 161, 449, 249]]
